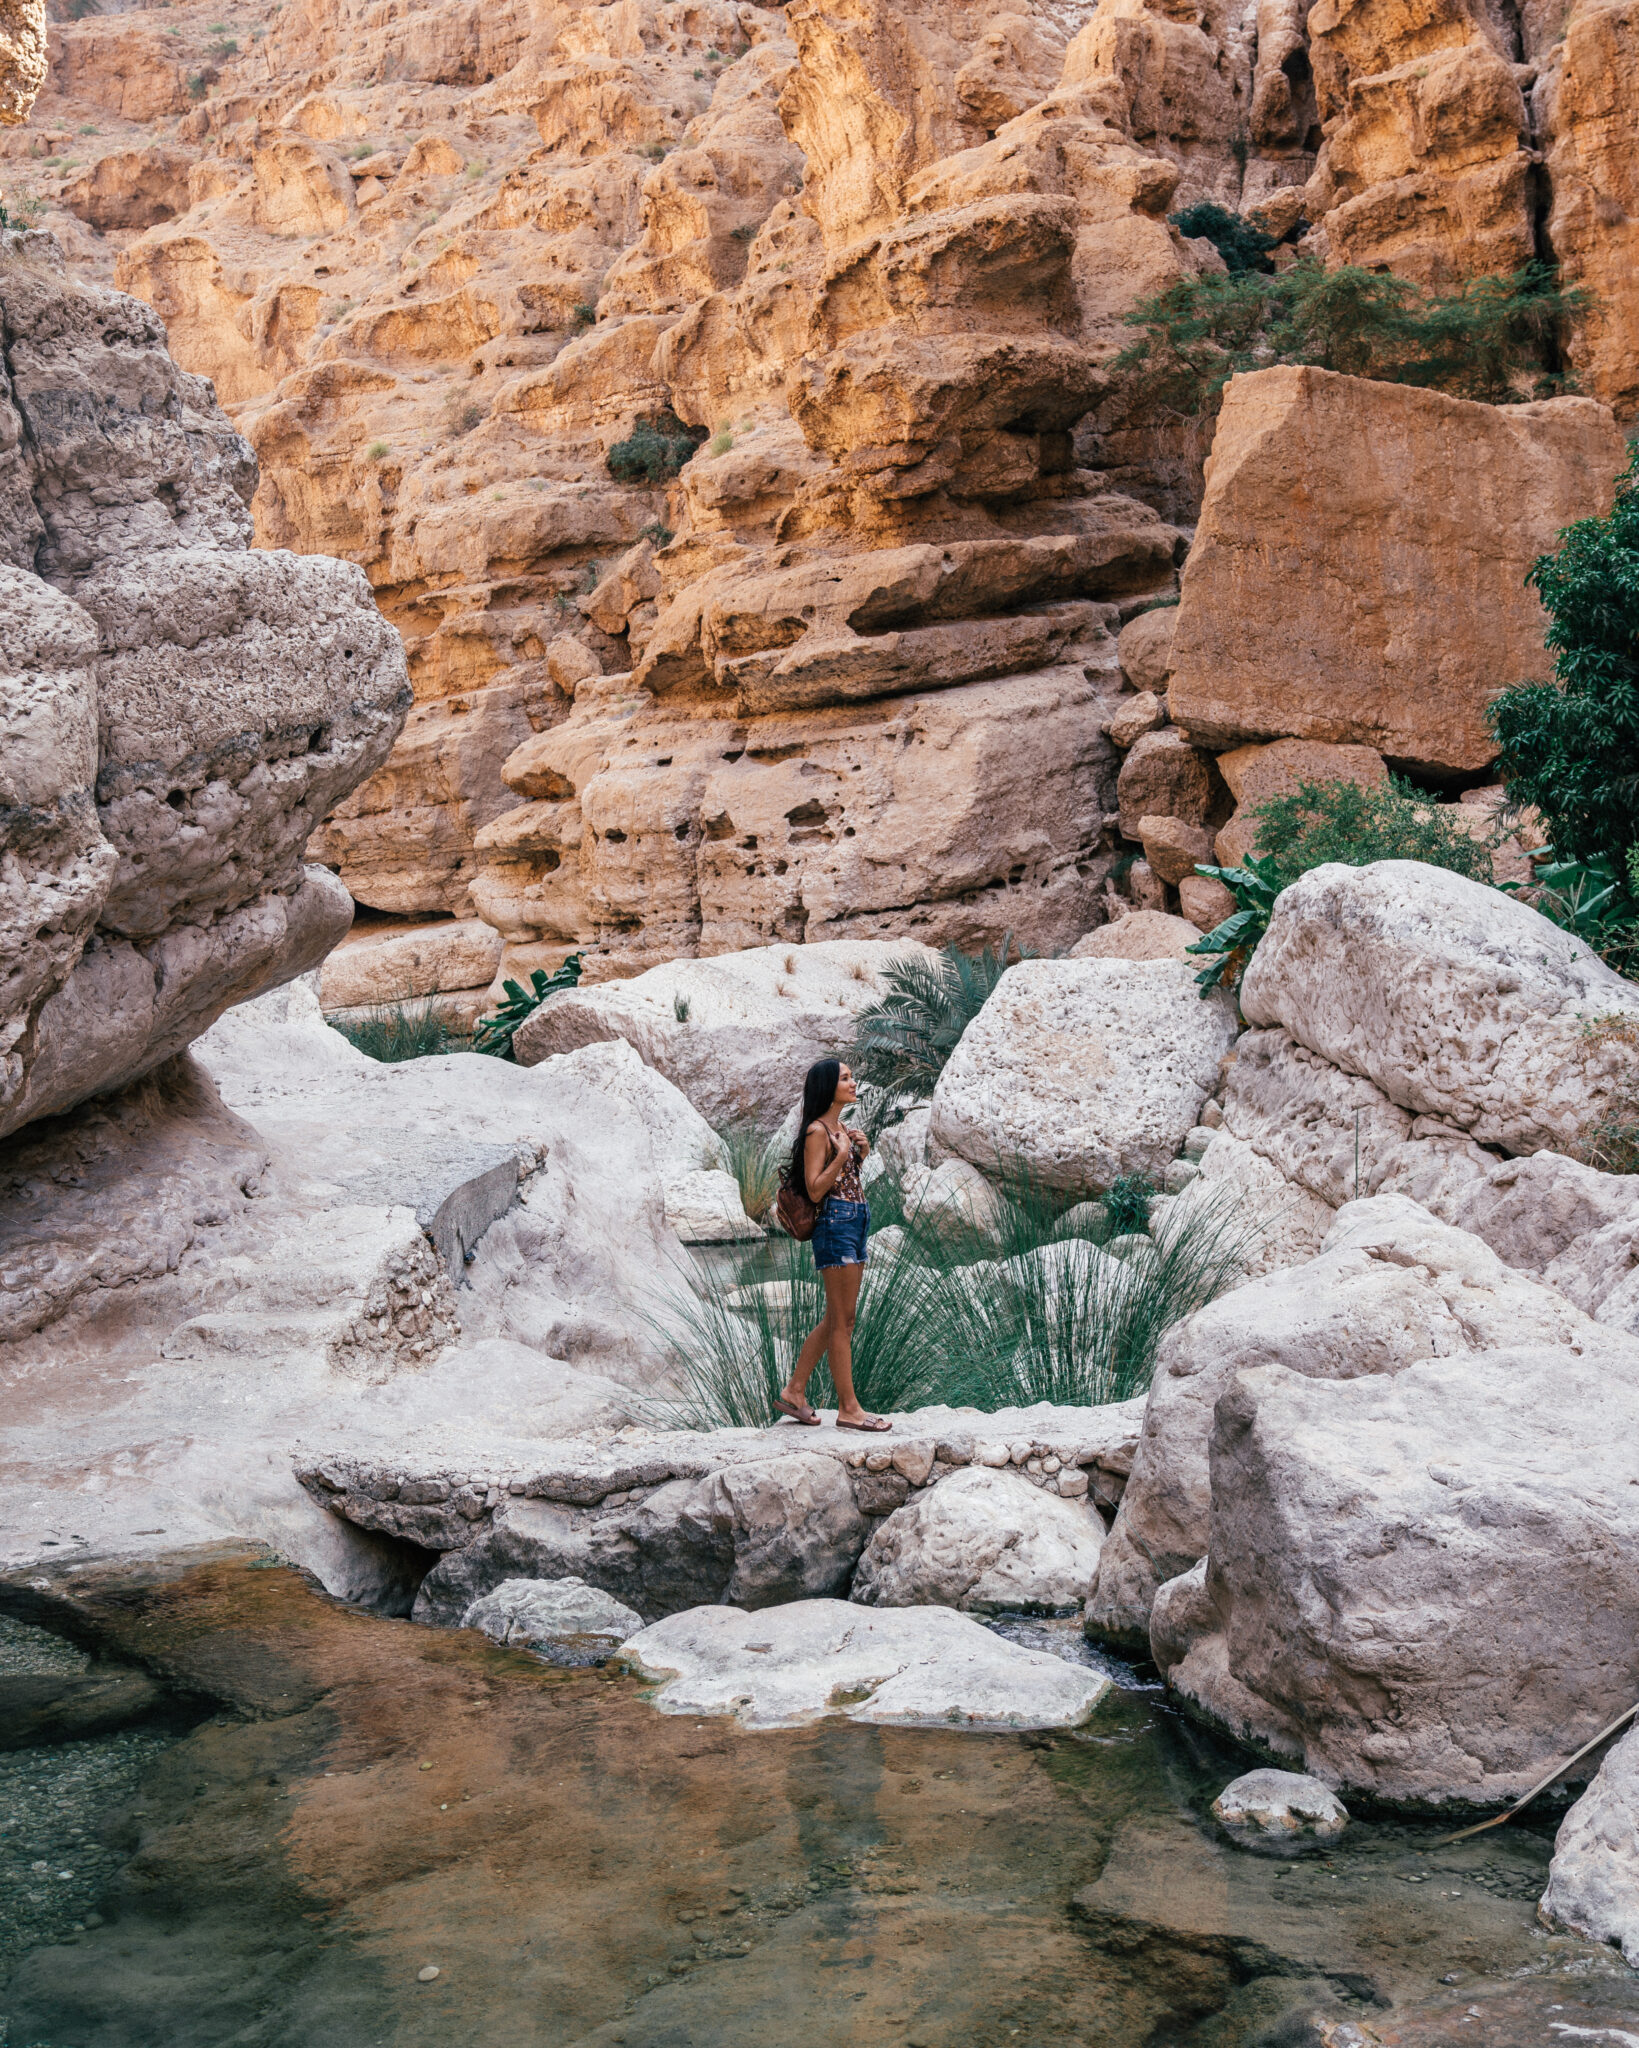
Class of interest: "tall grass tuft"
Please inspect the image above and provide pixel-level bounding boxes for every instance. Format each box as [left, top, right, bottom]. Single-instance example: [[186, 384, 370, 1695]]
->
[[715, 1121, 786, 1225], [329, 999, 457, 1063], [643, 1231, 950, 1431], [915, 1188, 1263, 1410], [646, 1164, 1261, 1428]]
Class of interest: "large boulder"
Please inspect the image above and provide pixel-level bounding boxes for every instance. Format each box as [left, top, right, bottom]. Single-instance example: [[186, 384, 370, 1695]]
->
[[1088, 1195, 1615, 1648], [1158, 1331, 1639, 1807], [0, 241, 408, 1142], [618, 1599, 1111, 1731], [512, 937, 939, 1128], [1240, 861, 1639, 1157], [850, 1465, 1104, 1613], [409, 1449, 874, 1624], [930, 957, 1239, 1191], [1540, 1723, 1639, 1966], [1165, 366, 1625, 773]]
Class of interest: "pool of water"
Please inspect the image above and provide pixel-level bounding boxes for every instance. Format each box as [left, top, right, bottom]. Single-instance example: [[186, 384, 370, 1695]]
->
[[1, 1551, 1636, 2048]]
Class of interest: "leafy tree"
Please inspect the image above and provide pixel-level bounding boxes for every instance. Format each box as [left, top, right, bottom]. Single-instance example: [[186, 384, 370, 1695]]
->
[[1489, 450, 1639, 877], [1116, 259, 1589, 421], [1169, 201, 1279, 274]]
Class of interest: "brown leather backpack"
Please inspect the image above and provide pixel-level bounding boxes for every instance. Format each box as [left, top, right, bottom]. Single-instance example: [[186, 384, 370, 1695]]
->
[[775, 1124, 839, 1241]]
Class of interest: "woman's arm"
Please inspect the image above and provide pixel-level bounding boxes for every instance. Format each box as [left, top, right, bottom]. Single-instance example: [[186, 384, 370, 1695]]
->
[[804, 1126, 851, 1201]]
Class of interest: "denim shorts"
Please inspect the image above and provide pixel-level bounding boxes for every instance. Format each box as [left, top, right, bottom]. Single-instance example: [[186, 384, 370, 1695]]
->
[[812, 1198, 869, 1271]]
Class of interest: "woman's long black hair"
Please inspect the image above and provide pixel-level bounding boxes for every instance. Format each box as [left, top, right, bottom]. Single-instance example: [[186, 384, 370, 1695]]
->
[[788, 1057, 841, 1195]]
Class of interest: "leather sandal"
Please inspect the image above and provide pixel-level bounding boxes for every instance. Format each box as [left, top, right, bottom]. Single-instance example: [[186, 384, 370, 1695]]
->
[[774, 1394, 822, 1426], [836, 1414, 892, 1432]]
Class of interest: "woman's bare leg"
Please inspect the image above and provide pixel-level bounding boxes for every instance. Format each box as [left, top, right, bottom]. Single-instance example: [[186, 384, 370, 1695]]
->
[[823, 1263, 869, 1423], [785, 1294, 833, 1408], [784, 1264, 866, 1412]]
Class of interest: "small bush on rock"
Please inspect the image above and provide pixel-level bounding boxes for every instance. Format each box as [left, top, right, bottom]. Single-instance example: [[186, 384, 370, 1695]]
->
[[1169, 201, 1279, 274], [1103, 1173, 1155, 1237], [605, 410, 708, 484], [1186, 781, 1495, 995], [1252, 776, 1496, 888]]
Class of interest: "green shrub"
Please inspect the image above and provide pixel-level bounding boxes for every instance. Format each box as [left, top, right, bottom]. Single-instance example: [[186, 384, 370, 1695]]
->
[[1103, 1172, 1155, 1237], [1252, 776, 1496, 888], [921, 1187, 1263, 1409], [850, 938, 1021, 1099], [645, 1226, 949, 1429], [715, 1122, 785, 1225], [1116, 259, 1588, 421], [330, 999, 456, 1063], [1490, 450, 1639, 938], [605, 409, 707, 484], [1577, 1013, 1639, 1173], [1185, 854, 1284, 994], [473, 952, 583, 1059], [1186, 780, 1495, 995], [1169, 201, 1279, 274]]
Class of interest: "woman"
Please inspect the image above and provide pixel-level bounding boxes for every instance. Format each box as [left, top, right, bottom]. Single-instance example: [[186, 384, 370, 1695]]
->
[[775, 1057, 893, 1433]]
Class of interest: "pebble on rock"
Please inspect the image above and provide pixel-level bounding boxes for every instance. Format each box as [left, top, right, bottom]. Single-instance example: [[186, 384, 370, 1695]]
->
[[1211, 1769, 1349, 1855], [418, 1965, 440, 1982]]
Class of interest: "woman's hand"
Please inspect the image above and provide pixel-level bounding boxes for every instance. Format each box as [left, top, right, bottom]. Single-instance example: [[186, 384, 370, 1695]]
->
[[843, 1125, 870, 1158]]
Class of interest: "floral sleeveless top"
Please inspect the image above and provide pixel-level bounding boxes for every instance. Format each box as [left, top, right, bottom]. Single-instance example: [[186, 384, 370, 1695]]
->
[[809, 1123, 864, 1203]]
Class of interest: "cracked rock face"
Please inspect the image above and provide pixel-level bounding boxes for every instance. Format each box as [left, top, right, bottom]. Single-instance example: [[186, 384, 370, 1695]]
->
[[0, 239, 409, 1141]]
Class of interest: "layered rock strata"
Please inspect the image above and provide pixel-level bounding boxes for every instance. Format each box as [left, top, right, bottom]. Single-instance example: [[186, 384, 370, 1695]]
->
[[0, 235, 408, 1141], [16, 0, 1636, 956]]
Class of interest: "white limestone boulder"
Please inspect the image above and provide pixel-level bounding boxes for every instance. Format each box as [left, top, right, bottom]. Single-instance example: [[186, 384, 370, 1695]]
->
[[901, 1157, 1015, 1239], [1540, 1723, 1639, 1966], [1211, 1770, 1350, 1855], [1087, 1194, 1617, 1649], [851, 1465, 1104, 1613], [1069, 910, 1200, 961], [1220, 1026, 1497, 1219], [618, 1599, 1112, 1730], [1240, 861, 1639, 1157], [930, 957, 1239, 1193], [510, 938, 940, 1128], [461, 1576, 643, 1664], [1159, 1336, 1639, 1806], [197, 988, 747, 1372]]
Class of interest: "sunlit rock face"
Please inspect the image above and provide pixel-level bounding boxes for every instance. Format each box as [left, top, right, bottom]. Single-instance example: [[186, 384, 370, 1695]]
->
[[23, 0, 1635, 969]]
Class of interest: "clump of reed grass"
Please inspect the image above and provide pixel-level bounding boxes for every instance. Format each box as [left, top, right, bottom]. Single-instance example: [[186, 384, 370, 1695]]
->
[[715, 1121, 785, 1224], [645, 1159, 1261, 1427], [329, 999, 457, 1063]]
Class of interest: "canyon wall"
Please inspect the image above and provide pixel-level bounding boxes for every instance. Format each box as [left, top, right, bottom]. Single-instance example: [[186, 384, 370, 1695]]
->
[[0, 233, 407, 1139], [10, 0, 1634, 982]]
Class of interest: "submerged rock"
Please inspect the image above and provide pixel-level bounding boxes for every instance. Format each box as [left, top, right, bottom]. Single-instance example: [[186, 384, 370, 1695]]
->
[[618, 1599, 1111, 1731], [461, 1577, 644, 1666], [851, 1465, 1103, 1614], [1210, 1770, 1349, 1856]]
